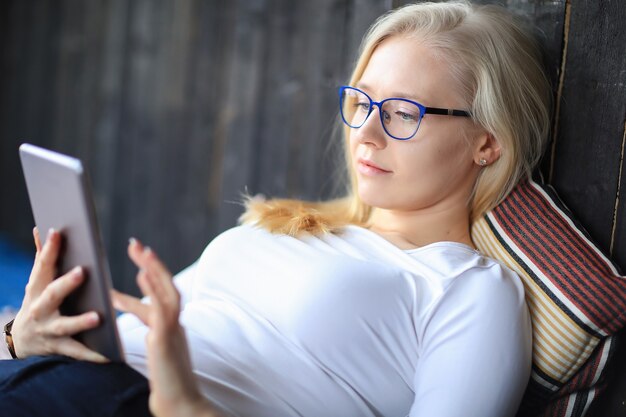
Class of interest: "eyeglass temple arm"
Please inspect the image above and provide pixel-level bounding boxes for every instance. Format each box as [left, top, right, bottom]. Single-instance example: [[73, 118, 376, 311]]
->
[[423, 107, 471, 117]]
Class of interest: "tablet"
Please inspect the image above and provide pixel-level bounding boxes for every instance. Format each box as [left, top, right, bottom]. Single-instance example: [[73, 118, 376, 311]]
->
[[19, 143, 124, 362]]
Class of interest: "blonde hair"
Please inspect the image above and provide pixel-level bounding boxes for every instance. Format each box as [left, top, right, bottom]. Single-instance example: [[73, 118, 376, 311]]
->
[[240, 0, 551, 235]]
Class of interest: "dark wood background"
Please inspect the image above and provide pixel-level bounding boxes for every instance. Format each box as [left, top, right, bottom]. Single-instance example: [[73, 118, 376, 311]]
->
[[0, 0, 625, 413], [1, 0, 625, 293], [1, 0, 625, 291]]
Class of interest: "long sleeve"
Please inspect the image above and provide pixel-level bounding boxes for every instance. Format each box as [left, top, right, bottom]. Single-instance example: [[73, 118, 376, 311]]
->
[[409, 265, 532, 417]]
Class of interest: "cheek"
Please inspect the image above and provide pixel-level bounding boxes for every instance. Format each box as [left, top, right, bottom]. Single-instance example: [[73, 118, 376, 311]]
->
[[393, 140, 475, 203], [401, 139, 468, 178]]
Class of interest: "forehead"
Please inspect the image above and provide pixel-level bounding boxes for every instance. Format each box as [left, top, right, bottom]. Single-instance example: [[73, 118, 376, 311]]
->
[[358, 36, 466, 107]]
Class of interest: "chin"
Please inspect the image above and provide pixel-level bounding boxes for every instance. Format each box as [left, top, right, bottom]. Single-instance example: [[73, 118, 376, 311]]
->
[[358, 186, 431, 212], [357, 188, 397, 210]]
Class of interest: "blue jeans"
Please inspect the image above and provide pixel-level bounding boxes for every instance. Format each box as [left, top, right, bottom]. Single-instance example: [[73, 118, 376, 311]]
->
[[0, 355, 151, 417]]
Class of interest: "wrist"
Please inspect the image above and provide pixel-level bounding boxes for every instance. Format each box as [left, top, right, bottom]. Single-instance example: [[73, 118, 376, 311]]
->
[[3, 319, 18, 359], [158, 392, 218, 417], [188, 396, 219, 417]]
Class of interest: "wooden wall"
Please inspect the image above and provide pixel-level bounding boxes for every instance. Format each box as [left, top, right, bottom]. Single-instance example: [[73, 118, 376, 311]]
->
[[1, 0, 624, 302]]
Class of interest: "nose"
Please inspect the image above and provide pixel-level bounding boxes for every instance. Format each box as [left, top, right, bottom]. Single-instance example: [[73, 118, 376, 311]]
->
[[352, 105, 387, 148]]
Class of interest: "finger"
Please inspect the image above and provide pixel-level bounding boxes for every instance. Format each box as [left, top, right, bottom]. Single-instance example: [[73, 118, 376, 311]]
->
[[129, 240, 170, 280], [130, 244, 174, 300], [111, 289, 151, 325], [46, 311, 100, 337], [142, 249, 177, 305], [28, 229, 62, 295], [139, 249, 182, 327], [140, 268, 182, 330], [142, 248, 172, 280], [30, 267, 84, 318], [136, 269, 172, 323], [127, 237, 146, 268], [136, 269, 155, 301], [144, 258, 179, 312], [33, 226, 42, 253], [55, 337, 109, 363]]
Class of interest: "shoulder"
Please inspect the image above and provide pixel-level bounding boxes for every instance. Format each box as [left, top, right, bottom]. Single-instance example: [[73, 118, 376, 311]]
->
[[410, 243, 524, 296], [413, 244, 526, 321], [455, 255, 524, 306], [449, 256, 525, 317]]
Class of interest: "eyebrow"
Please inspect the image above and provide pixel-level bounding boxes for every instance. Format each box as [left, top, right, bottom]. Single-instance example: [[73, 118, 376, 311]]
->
[[355, 82, 425, 103]]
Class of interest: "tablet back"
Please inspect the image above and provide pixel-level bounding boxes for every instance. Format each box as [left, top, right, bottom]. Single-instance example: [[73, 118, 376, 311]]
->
[[19, 143, 123, 362]]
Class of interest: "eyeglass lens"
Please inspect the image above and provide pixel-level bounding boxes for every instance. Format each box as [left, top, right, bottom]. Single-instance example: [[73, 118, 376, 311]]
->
[[340, 87, 422, 140]]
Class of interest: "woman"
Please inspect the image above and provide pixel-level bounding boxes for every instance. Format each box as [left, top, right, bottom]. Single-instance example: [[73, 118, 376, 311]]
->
[[3, 1, 551, 416]]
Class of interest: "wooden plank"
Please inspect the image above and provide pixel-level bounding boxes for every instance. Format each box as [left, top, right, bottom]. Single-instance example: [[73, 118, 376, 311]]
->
[[346, 0, 393, 69], [550, 0, 626, 259], [150, 0, 198, 274], [299, 0, 391, 200], [283, 0, 332, 200], [612, 122, 626, 269], [89, 0, 130, 260], [106, 0, 166, 293], [204, 1, 238, 234], [0, 1, 30, 242], [215, 0, 269, 232], [52, 0, 89, 157], [0, 0, 59, 246], [169, 0, 227, 270], [317, 0, 364, 200], [166, 1, 217, 270], [248, 0, 295, 200]]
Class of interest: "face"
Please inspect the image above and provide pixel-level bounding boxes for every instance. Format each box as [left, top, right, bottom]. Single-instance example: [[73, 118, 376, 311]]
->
[[349, 36, 484, 215]]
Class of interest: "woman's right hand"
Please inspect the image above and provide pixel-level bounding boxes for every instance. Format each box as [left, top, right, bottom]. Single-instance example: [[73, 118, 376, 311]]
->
[[10, 227, 107, 362]]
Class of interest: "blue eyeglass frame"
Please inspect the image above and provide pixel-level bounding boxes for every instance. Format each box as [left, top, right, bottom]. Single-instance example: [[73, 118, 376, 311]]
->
[[338, 86, 471, 140]]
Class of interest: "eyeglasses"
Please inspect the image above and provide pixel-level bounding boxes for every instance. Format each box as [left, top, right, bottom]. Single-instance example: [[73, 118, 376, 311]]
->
[[338, 86, 471, 140]]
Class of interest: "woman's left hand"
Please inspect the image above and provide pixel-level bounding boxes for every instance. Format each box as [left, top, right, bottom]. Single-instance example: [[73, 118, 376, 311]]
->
[[111, 239, 218, 417]]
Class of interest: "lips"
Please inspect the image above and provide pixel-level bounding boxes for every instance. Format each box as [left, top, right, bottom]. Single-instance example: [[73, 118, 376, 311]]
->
[[357, 158, 392, 175]]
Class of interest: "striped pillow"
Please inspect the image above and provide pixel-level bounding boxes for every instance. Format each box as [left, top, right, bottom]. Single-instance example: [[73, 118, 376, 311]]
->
[[471, 178, 626, 417]]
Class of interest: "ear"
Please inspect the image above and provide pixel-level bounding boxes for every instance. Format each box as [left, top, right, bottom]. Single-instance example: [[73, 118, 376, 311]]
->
[[473, 132, 501, 167]]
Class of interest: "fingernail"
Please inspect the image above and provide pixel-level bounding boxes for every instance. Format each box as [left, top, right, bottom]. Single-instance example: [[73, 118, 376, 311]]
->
[[72, 267, 83, 280], [88, 312, 99, 324], [129, 237, 137, 246], [143, 246, 152, 255], [48, 228, 55, 237]]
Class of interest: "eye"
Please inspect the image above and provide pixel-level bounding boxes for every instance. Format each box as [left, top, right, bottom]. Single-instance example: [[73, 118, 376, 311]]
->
[[395, 109, 419, 122], [354, 100, 371, 112]]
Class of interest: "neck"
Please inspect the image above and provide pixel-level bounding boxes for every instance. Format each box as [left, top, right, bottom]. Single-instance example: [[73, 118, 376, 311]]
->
[[368, 204, 473, 250]]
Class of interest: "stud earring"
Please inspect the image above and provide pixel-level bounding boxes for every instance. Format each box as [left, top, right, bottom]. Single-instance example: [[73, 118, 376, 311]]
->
[[479, 158, 487, 166]]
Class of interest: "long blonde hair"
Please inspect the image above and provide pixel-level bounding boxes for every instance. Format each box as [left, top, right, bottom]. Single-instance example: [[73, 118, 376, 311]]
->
[[240, 0, 551, 236]]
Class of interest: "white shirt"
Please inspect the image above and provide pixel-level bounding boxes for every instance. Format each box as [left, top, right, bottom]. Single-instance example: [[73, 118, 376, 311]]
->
[[118, 224, 532, 417]]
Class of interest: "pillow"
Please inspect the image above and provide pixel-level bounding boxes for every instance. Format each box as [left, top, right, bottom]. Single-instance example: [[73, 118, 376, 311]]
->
[[471, 177, 626, 417]]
